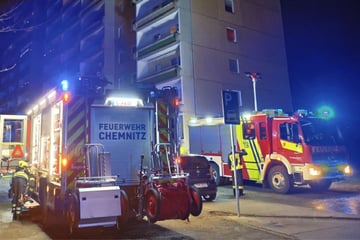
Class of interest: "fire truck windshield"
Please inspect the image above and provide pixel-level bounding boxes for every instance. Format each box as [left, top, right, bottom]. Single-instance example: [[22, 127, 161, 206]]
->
[[300, 118, 344, 146]]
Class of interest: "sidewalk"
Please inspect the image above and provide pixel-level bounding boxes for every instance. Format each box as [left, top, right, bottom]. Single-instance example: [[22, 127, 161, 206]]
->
[[220, 178, 360, 240]]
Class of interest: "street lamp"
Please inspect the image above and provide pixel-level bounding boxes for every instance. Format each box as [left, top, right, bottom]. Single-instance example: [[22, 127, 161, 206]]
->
[[245, 72, 261, 112]]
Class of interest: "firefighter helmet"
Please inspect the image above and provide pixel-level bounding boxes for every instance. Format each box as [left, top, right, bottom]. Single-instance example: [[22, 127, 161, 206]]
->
[[19, 160, 29, 168]]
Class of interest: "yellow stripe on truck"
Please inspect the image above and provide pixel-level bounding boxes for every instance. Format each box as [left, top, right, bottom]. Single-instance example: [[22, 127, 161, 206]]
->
[[280, 140, 303, 153], [236, 124, 263, 182]]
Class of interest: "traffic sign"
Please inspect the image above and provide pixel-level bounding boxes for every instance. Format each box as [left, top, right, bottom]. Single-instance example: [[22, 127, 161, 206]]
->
[[12, 145, 24, 158], [222, 90, 241, 125]]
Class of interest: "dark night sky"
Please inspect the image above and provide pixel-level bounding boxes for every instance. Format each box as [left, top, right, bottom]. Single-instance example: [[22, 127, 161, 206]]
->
[[280, 0, 360, 168], [281, 0, 360, 120]]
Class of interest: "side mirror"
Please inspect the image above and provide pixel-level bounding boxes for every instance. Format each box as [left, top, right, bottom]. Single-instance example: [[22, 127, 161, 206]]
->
[[239, 149, 247, 156]]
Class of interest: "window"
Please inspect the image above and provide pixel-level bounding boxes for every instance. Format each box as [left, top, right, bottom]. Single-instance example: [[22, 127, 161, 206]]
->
[[171, 56, 180, 66], [259, 122, 267, 140], [280, 122, 300, 143], [229, 59, 239, 73], [226, 27, 237, 42], [225, 0, 234, 13], [243, 123, 255, 140], [155, 63, 162, 72]]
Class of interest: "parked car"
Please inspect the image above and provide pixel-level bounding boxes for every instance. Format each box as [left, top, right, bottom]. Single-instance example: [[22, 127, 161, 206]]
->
[[177, 155, 217, 201]]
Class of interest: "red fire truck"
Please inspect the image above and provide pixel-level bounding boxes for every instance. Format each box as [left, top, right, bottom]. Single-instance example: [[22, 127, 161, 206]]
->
[[188, 109, 352, 193]]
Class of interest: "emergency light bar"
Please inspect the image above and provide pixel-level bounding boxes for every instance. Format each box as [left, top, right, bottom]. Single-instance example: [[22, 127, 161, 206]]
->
[[105, 97, 144, 107], [261, 109, 286, 117]]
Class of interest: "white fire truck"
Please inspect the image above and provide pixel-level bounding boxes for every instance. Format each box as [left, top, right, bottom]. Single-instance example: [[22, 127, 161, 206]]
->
[[188, 109, 352, 193], [7, 82, 202, 234]]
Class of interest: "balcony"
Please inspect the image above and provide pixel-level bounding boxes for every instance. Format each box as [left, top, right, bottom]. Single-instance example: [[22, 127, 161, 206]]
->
[[137, 32, 178, 59], [134, 0, 176, 30], [137, 65, 180, 84]]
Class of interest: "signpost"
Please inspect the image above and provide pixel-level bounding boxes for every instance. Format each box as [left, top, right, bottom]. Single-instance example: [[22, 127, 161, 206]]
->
[[222, 90, 241, 217], [222, 90, 241, 125]]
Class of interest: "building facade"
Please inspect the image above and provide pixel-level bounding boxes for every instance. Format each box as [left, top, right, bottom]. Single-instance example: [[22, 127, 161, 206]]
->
[[133, 0, 292, 152], [1, 0, 292, 153]]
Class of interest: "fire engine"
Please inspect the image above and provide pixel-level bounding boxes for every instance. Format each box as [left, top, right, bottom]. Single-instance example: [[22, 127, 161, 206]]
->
[[3, 81, 202, 234], [188, 109, 352, 193]]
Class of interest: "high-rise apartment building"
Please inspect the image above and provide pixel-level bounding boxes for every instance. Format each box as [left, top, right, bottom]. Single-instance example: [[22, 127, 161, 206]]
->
[[1, 0, 291, 152], [133, 0, 292, 151]]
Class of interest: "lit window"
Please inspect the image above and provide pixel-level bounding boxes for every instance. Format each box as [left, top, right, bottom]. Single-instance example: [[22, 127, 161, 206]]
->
[[229, 59, 239, 73], [225, 0, 234, 13], [226, 27, 237, 42]]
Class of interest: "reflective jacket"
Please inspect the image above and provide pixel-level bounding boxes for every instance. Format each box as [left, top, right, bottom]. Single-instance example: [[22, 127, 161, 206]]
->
[[228, 152, 242, 171], [13, 167, 29, 181]]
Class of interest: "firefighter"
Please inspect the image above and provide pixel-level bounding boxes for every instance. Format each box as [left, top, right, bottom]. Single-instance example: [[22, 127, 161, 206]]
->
[[10, 160, 30, 214], [228, 150, 246, 196]]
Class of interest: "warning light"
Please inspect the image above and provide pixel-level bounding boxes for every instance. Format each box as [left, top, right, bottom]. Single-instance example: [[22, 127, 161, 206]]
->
[[61, 80, 69, 91], [176, 157, 181, 165], [62, 92, 71, 103], [172, 97, 180, 107], [317, 105, 335, 120], [62, 157, 68, 168]]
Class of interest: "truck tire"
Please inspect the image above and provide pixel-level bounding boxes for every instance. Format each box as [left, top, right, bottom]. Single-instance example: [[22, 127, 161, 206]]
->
[[117, 189, 129, 228], [210, 162, 222, 186], [66, 195, 79, 236], [267, 165, 293, 194], [189, 186, 202, 217], [42, 205, 50, 229], [309, 180, 332, 192], [145, 188, 160, 224], [203, 193, 217, 202]]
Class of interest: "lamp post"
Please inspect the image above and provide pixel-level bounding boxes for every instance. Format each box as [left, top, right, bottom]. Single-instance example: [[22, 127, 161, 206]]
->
[[245, 72, 261, 112]]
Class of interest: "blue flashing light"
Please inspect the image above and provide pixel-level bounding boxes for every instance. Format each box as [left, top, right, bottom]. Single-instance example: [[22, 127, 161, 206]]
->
[[61, 80, 69, 91], [317, 105, 335, 120]]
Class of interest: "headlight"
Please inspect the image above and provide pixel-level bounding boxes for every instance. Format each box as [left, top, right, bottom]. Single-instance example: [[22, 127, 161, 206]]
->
[[343, 165, 352, 176], [309, 167, 322, 176]]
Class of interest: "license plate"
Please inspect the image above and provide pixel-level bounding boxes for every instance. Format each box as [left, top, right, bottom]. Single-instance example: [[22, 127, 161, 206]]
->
[[194, 183, 208, 188]]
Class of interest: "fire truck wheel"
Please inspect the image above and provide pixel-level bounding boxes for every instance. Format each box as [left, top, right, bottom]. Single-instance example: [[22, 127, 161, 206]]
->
[[189, 186, 202, 216], [145, 188, 160, 224], [309, 180, 332, 192], [66, 196, 79, 236], [267, 165, 293, 194], [116, 189, 129, 228], [203, 193, 217, 202], [41, 205, 50, 229]]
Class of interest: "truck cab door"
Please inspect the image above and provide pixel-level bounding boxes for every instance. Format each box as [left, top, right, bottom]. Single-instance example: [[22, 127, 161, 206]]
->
[[273, 119, 304, 164]]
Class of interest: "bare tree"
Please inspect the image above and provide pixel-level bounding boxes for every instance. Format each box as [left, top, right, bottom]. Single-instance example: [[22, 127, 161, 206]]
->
[[0, 1, 42, 73]]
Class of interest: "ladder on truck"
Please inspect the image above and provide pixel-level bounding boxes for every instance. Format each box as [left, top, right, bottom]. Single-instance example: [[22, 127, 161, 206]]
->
[[66, 144, 122, 234]]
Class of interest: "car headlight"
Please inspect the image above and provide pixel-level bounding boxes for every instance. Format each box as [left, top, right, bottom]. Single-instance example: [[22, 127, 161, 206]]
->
[[309, 167, 322, 176], [343, 165, 352, 176]]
